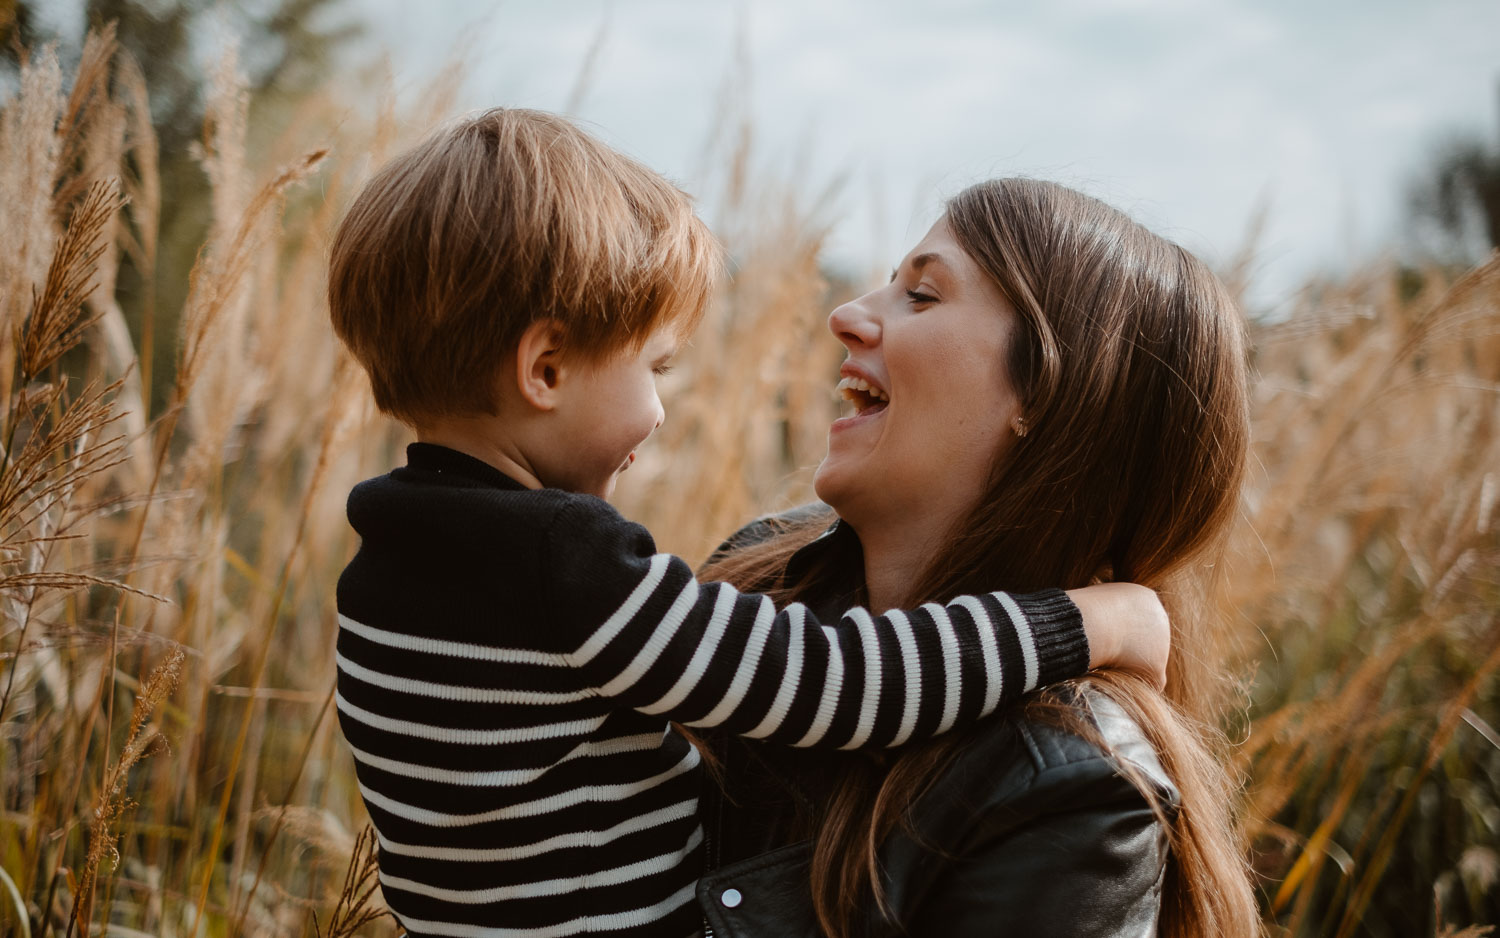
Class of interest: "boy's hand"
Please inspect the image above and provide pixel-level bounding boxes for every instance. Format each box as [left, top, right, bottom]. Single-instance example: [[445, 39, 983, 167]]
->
[[1065, 583, 1170, 691]]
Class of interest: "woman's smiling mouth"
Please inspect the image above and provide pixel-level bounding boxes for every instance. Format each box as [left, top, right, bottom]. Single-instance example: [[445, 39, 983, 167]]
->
[[835, 374, 890, 417], [833, 374, 890, 435]]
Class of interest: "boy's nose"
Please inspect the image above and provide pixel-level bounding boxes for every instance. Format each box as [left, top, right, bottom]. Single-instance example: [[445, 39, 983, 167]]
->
[[828, 295, 880, 349], [653, 395, 665, 430]]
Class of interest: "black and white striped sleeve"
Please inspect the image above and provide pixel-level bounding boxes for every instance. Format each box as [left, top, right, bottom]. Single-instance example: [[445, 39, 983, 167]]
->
[[548, 500, 1089, 750]]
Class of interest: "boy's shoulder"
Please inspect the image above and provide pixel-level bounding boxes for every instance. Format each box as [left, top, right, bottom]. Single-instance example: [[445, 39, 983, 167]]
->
[[349, 467, 622, 534], [345, 445, 647, 556], [336, 452, 657, 637]]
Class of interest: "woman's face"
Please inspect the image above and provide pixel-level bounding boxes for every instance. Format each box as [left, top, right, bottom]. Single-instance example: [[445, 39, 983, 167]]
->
[[814, 218, 1023, 536]]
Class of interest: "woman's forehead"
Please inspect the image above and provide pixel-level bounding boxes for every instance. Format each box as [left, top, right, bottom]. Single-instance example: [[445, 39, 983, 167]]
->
[[900, 223, 987, 289], [901, 219, 1016, 315], [901, 219, 980, 275]]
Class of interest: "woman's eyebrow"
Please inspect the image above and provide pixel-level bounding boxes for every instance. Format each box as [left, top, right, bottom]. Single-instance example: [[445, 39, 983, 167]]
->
[[890, 252, 943, 283]]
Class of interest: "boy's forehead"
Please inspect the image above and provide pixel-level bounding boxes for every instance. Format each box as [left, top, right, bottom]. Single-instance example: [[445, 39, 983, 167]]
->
[[648, 327, 685, 356]]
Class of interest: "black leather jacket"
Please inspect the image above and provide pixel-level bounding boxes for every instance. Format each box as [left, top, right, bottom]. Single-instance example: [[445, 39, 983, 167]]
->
[[695, 514, 1177, 937]]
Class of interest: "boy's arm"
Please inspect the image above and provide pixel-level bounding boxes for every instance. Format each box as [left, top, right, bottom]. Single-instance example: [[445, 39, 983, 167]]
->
[[1069, 582, 1170, 690], [551, 501, 1168, 749]]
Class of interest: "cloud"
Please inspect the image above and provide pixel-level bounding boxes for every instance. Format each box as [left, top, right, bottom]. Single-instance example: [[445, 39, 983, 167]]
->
[[360, 0, 1500, 306]]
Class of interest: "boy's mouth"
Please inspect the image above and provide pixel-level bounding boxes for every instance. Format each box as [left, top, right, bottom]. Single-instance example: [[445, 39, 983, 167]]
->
[[618, 451, 636, 473], [836, 375, 890, 417]]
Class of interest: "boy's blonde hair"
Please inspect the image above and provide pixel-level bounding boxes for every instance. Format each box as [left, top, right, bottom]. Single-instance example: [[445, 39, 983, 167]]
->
[[328, 108, 719, 424]]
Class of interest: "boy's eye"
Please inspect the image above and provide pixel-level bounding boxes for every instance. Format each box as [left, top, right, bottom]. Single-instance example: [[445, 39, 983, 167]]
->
[[906, 289, 938, 305], [653, 363, 674, 377]]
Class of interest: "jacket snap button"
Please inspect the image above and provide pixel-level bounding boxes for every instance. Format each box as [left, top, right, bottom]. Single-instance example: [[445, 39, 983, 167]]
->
[[721, 888, 742, 908]]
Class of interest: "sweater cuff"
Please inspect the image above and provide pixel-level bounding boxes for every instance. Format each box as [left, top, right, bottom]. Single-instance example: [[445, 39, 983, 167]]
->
[[1017, 588, 1090, 688]]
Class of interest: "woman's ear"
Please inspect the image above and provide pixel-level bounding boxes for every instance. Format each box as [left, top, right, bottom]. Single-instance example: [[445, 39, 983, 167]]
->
[[513, 319, 567, 411]]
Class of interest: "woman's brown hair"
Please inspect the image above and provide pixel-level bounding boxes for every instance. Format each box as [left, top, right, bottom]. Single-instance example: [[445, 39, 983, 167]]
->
[[703, 178, 1259, 937]]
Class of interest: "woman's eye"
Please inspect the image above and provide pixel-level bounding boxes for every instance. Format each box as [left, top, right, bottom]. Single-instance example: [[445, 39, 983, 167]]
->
[[906, 289, 937, 305]]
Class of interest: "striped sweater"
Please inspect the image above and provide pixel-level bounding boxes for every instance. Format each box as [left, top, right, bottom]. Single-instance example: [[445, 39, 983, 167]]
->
[[335, 444, 1089, 937]]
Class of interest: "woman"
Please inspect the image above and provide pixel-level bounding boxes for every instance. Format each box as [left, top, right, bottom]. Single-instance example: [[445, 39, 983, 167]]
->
[[694, 178, 1259, 936]]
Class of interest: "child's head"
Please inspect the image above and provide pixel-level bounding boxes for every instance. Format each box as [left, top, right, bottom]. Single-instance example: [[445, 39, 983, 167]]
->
[[328, 107, 718, 430]]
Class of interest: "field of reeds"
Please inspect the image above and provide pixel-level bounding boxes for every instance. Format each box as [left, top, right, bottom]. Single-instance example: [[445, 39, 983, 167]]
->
[[0, 27, 1496, 938]]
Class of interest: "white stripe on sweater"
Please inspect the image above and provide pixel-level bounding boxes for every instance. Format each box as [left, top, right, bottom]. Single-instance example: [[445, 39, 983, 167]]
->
[[569, 553, 672, 665], [953, 596, 1003, 714], [742, 602, 806, 738], [336, 651, 590, 704], [336, 692, 604, 745], [885, 609, 923, 746], [793, 629, 844, 747], [637, 582, 736, 715], [357, 748, 700, 827], [376, 798, 698, 863], [345, 732, 663, 787], [994, 592, 1039, 690], [596, 577, 700, 698], [840, 607, 882, 750], [388, 881, 697, 938], [928, 603, 964, 735], [349, 742, 559, 787], [685, 596, 775, 728], [339, 614, 564, 666], [379, 828, 703, 903]]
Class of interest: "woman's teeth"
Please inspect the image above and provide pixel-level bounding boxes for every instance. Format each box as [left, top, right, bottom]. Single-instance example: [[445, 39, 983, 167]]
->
[[836, 375, 889, 404]]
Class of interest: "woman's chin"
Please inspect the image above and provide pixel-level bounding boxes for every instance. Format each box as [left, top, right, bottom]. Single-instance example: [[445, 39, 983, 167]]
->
[[812, 457, 864, 514]]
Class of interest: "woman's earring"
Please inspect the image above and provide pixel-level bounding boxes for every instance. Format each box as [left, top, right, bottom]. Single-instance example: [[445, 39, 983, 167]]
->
[[1011, 415, 1029, 438]]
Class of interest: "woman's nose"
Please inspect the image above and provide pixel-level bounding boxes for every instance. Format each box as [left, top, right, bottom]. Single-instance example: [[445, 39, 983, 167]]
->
[[828, 295, 881, 348]]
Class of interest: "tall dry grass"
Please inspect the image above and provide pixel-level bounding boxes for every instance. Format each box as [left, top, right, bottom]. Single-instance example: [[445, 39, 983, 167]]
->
[[1227, 256, 1500, 935], [0, 26, 1494, 938]]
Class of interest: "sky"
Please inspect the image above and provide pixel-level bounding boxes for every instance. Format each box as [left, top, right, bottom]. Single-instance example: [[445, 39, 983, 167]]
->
[[357, 0, 1497, 310]]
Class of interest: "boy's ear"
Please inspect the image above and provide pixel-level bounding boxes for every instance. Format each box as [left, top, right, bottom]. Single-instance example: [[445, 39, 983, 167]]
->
[[513, 319, 567, 411]]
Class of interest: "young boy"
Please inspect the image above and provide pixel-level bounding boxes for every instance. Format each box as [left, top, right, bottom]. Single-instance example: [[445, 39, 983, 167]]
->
[[328, 108, 1168, 938]]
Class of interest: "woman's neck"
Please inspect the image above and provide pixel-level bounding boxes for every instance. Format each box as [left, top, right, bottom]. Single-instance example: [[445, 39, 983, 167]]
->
[[854, 513, 954, 612]]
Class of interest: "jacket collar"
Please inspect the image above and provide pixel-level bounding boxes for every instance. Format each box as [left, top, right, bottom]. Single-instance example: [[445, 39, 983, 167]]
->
[[782, 516, 866, 618]]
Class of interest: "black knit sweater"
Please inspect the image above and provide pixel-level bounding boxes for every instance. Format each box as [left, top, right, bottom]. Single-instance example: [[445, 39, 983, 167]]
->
[[335, 443, 1089, 937]]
